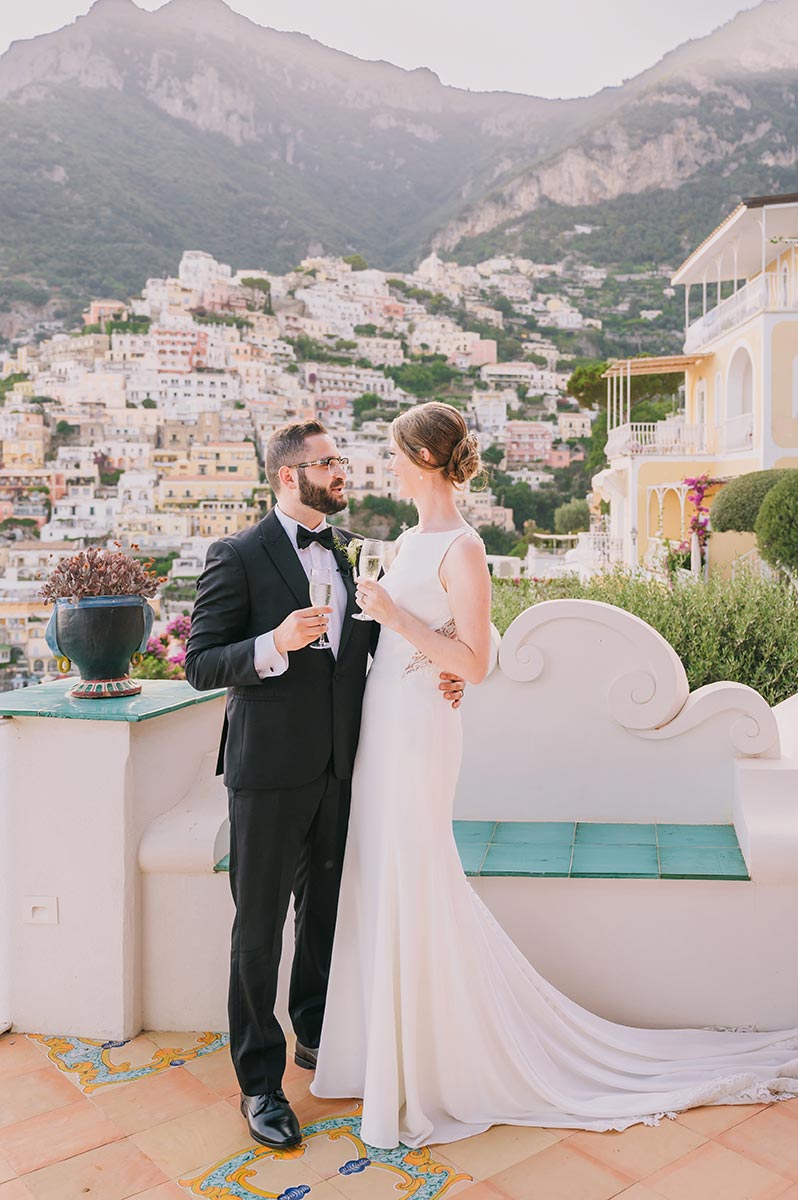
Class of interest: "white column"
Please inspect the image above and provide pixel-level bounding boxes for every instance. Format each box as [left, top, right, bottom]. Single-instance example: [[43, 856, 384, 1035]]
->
[[607, 375, 612, 431], [627, 359, 632, 425], [702, 273, 707, 317], [684, 284, 691, 338], [761, 210, 767, 276], [717, 258, 722, 307], [733, 243, 739, 293]]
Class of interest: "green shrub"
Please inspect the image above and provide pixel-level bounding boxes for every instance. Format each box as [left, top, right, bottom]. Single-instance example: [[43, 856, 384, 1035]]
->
[[755, 471, 798, 574], [491, 570, 798, 706], [710, 469, 791, 532]]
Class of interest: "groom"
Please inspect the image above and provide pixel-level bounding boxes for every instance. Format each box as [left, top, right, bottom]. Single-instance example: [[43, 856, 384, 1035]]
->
[[185, 420, 463, 1149]]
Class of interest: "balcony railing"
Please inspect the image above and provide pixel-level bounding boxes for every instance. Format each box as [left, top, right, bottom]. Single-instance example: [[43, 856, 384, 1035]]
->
[[685, 270, 797, 352], [605, 419, 705, 458]]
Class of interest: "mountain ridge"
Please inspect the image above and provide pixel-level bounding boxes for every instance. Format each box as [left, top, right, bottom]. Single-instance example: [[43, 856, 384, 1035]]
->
[[0, 0, 797, 339]]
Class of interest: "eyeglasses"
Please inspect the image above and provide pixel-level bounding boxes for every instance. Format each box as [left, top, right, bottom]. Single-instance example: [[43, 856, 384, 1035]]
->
[[292, 456, 350, 474]]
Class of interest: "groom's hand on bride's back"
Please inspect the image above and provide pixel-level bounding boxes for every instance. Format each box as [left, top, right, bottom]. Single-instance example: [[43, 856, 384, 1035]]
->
[[273, 605, 333, 655], [439, 672, 465, 710]]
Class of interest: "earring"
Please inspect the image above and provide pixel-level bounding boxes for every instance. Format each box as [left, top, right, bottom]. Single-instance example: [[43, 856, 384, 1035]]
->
[[418, 473, 423, 481]]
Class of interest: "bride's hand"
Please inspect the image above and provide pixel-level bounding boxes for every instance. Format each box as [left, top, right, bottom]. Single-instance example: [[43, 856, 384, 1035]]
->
[[356, 580, 399, 627]]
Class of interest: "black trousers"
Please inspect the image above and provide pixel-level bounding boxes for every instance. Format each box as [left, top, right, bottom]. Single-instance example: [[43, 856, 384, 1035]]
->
[[227, 764, 351, 1095]]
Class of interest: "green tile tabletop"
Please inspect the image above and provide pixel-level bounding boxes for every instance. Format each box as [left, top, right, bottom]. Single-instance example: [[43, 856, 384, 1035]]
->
[[657, 824, 740, 847], [575, 823, 657, 845], [0, 678, 226, 723], [453, 820, 496, 843], [458, 844, 490, 876], [493, 822, 575, 844], [482, 843, 573, 877], [659, 847, 749, 880], [571, 843, 659, 877]]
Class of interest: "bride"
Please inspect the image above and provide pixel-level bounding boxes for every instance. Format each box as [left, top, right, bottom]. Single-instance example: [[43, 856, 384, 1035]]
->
[[310, 400, 798, 1150]]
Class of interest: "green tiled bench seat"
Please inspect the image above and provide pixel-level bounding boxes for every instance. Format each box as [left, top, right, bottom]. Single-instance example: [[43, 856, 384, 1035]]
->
[[214, 822, 749, 881]]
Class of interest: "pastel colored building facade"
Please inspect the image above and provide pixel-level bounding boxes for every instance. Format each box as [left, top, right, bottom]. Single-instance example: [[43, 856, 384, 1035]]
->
[[592, 194, 798, 573]]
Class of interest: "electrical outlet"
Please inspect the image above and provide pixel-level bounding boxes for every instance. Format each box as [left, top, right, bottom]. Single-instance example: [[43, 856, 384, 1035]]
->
[[24, 896, 59, 925]]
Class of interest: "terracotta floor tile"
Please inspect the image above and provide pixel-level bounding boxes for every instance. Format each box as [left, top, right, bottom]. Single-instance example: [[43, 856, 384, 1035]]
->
[[21, 1139, 165, 1200], [0, 1182, 34, 1199], [90, 1065, 218, 1135], [452, 1184, 509, 1200], [0, 1069, 83, 1129], [433, 1124, 560, 1180], [610, 1188, 670, 1200], [131, 1099, 247, 1178], [643, 1141, 792, 1200], [488, 1142, 629, 1200], [0, 1099, 124, 1175], [717, 1105, 798, 1183], [183, 1048, 239, 1098], [770, 1097, 798, 1122], [293, 1092, 359, 1127], [675, 1102, 768, 1137], [122, 1186, 189, 1200], [568, 1119, 706, 1182], [0, 1040, 48, 1083], [144, 1032, 210, 1053], [0, 1155, 15, 1184]]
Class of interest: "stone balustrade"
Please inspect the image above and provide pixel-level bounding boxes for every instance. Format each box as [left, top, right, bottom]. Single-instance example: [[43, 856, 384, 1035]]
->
[[3, 599, 798, 1041]]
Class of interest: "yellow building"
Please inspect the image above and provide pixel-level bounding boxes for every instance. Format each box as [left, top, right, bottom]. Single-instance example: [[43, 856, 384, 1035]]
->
[[593, 193, 798, 573]]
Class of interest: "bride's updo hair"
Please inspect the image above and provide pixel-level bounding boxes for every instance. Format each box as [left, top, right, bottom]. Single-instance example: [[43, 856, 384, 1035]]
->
[[392, 401, 482, 487]]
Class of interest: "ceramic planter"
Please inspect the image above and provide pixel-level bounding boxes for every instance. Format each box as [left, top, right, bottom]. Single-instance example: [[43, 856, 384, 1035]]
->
[[45, 595, 154, 699]]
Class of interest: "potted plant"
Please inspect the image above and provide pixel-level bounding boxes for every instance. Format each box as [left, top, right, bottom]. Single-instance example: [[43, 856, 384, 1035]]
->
[[41, 546, 164, 699]]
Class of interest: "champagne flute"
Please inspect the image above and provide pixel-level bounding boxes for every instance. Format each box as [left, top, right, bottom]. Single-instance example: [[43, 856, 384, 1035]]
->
[[309, 566, 333, 650], [352, 538, 384, 622]]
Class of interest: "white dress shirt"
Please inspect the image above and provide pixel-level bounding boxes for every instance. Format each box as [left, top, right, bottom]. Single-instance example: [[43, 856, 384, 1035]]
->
[[253, 506, 349, 678]]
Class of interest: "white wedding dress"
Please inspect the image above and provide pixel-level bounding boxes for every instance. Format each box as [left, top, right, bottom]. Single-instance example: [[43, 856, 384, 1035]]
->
[[311, 525, 798, 1149]]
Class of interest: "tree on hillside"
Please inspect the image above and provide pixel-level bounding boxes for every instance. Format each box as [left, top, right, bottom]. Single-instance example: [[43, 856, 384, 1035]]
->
[[344, 254, 369, 271], [554, 498, 590, 534]]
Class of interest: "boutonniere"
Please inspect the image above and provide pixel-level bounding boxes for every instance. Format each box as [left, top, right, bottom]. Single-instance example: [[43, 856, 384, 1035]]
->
[[332, 533, 363, 575]]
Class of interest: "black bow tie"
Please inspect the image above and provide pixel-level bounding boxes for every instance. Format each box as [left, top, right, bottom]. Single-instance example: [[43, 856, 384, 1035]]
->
[[296, 526, 335, 552]]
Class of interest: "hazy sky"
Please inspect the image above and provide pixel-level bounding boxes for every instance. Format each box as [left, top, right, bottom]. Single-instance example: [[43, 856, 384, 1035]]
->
[[0, 0, 760, 98]]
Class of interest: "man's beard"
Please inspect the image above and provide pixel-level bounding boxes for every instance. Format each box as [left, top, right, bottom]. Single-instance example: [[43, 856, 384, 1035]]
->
[[297, 473, 347, 515]]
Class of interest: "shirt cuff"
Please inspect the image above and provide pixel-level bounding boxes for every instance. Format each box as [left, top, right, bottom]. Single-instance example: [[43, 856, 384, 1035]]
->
[[254, 630, 289, 678]]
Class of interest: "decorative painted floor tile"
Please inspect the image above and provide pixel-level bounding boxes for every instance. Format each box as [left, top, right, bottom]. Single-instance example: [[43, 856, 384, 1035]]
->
[[180, 1107, 471, 1199], [27, 1033, 229, 1093]]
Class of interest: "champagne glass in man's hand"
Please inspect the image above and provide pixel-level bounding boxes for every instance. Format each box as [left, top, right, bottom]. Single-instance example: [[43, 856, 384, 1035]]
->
[[352, 539, 384, 622], [309, 566, 333, 649]]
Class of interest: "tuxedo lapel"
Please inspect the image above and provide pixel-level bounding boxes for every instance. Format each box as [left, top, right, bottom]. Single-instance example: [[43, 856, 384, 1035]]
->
[[258, 510, 310, 609], [334, 537, 358, 660]]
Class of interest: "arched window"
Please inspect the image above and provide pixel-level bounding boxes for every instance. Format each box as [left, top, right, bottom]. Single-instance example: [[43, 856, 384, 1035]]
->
[[726, 346, 754, 418]]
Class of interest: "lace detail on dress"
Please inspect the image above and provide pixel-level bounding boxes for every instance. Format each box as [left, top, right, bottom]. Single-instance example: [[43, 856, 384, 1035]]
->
[[402, 618, 458, 678]]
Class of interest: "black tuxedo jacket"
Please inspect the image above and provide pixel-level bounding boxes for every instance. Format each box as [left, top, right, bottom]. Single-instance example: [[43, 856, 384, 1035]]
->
[[185, 510, 376, 791]]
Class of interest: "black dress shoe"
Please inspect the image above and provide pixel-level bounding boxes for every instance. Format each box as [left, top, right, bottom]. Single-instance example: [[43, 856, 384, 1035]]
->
[[294, 1041, 318, 1070], [240, 1090, 301, 1148]]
